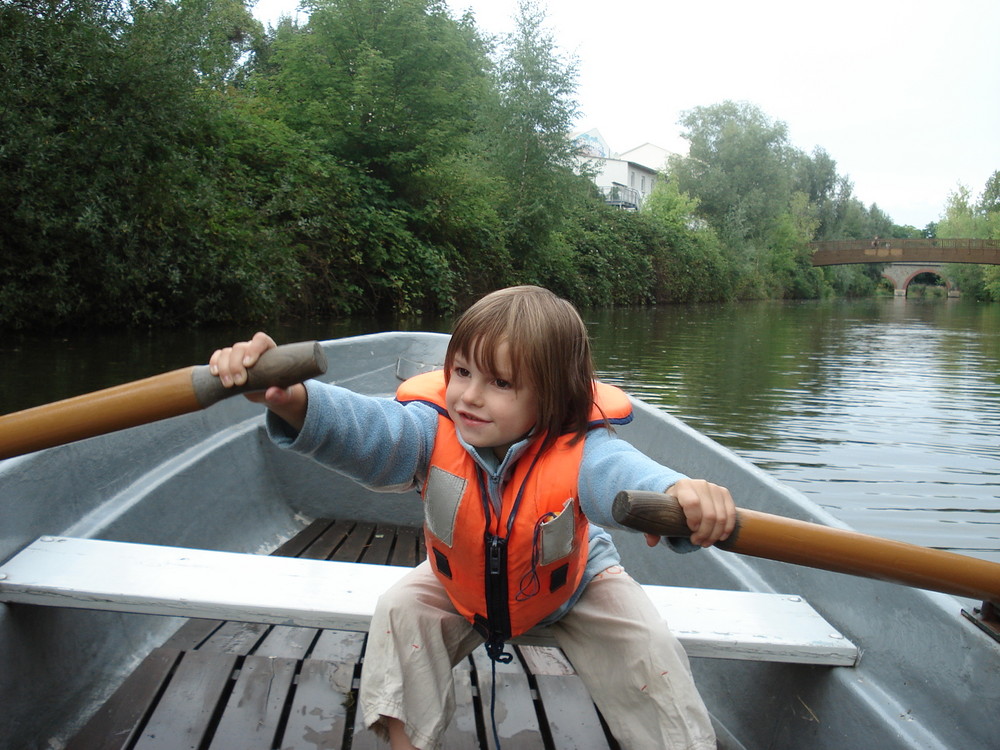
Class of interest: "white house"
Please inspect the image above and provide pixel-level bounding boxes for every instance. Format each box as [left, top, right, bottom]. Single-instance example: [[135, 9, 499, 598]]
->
[[572, 129, 678, 210]]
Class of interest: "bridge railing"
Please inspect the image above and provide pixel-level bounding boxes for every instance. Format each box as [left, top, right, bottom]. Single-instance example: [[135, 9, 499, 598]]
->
[[810, 238, 1000, 253], [809, 238, 1000, 266]]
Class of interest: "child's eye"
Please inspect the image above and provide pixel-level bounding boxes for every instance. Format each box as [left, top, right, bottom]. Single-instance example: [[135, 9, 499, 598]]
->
[[493, 378, 513, 390], [454, 366, 471, 378]]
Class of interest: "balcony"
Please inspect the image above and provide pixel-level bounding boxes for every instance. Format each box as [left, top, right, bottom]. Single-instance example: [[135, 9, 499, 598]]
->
[[599, 184, 641, 210]]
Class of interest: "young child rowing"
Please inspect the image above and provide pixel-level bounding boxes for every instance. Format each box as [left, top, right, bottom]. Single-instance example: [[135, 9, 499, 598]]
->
[[210, 285, 736, 750]]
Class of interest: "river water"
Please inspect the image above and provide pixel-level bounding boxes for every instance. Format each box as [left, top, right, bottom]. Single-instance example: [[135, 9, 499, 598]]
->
[[3, 298, 999, 563]]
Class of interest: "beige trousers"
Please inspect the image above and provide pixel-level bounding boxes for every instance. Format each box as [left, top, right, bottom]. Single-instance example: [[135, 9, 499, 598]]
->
[[359, 560, 717, 750]]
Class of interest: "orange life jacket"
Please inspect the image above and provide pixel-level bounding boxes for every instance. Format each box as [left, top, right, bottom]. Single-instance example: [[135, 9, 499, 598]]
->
[[396, 370, 633, 648]]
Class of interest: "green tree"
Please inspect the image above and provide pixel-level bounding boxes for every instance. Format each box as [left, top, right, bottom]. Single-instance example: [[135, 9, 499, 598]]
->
[[0, 0, 298, 329], [484, 0, 582, 273], [670, 101, 795, 248], [259, 0, 497, 312], [267, 0, 488, 184], [641, 177, 733, 302], [667, 101, 807, 297], [769, 192, 824, 298], [793, 147, 854, 240], [937, 175, 1000, 301]]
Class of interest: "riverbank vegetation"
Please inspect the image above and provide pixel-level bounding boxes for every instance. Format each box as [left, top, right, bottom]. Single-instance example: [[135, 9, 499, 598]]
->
[[2, 0, 995, 331], [935, 173, 1000, 301]]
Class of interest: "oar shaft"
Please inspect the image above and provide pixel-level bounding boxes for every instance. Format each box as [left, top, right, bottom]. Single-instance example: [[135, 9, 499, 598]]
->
[[0, 341, 327, 461], [614, 490, 1000, 604], [0, 369, 201, 460], [734, 508, 1000, 603]]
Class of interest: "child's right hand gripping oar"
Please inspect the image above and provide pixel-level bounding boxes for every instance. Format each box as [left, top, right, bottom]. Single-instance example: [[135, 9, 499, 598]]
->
[[209, 332, 312, 432]]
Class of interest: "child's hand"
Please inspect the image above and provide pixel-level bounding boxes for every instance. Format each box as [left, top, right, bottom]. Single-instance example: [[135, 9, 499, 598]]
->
[[645, 478, 736, 548], [209, 331, 275, 391], [208, 332, 307, 429]]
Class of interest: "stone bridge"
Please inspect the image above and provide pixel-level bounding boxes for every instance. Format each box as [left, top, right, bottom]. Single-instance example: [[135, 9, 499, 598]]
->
[[809, 238, 1000, 296], [809, 238, 1000, 266]]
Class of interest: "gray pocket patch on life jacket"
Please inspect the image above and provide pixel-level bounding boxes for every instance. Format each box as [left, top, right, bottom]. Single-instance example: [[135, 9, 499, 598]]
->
[[424, 466, 467, 547], [540, 497, 577, 566]]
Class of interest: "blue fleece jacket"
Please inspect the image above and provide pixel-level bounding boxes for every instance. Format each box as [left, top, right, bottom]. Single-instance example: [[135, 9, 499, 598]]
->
[[266, 379, 692, 625]]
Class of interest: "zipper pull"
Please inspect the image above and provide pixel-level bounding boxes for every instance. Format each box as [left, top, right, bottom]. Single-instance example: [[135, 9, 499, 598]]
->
[[488, 535, 504, 574]]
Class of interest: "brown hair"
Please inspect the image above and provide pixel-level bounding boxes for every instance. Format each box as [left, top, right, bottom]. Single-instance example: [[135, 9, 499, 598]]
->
[[445, 286, 598, 449]]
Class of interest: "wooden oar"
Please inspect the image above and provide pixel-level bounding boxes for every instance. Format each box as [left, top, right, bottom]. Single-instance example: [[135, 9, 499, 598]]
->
[[0, 341, 327, 461], [613, 490, 1000, 606]]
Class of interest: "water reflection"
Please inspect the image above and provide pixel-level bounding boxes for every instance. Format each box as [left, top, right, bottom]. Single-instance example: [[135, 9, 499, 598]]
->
[[1, 315, 452, 415], [588, 299, 1000, 563]]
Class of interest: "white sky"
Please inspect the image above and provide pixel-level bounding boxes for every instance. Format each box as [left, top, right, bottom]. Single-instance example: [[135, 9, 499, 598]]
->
[[251, 0, 1000, 229]]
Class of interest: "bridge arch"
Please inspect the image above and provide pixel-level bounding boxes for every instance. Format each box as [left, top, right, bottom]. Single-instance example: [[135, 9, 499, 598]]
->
[[879, 263, 955, 296]]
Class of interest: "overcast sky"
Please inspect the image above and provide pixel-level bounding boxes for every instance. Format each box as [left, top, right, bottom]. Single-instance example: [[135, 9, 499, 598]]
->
[[251, 0, 1000, 229]]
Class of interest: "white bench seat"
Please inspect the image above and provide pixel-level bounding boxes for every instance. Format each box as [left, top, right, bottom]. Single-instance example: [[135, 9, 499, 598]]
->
[[0, 536, 857, 666]]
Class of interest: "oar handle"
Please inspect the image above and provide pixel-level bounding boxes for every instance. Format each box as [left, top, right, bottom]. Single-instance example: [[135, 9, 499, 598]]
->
[[613, 490, 1000, 605], [0, 341, 327, 460], [612, 490, 742, 553], [190, 340, 328, 407]]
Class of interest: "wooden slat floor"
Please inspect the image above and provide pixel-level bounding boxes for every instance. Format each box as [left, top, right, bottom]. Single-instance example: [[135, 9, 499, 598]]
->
[[65, 520, 622, 750]]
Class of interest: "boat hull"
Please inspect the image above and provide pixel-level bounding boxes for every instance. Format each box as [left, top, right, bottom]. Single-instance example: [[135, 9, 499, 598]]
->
[[1, 332, 997, 748]]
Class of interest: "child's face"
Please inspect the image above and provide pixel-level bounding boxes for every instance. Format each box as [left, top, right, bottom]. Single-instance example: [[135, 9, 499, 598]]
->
[[445, 341, 539, 458]]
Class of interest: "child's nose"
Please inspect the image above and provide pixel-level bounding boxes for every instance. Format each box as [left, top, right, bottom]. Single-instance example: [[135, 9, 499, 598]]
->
[[462, 380, 484, 404]]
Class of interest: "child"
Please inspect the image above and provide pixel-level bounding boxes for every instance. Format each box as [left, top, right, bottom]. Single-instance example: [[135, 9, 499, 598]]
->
[[210, 285, 735, 750]]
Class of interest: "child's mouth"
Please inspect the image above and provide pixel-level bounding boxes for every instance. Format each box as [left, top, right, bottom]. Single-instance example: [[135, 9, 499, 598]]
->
[[458, 410, 488, 425]]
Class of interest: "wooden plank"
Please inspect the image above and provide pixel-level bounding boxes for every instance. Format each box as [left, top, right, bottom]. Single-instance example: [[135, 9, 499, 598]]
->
[[348, 725, 389, 749], [66, 648, 182, 750], [299, 520, 357, 560], [272, 519, 338, 559], [310, 629, 366, 663], [166, 520, 355, 657], [519, 586, 859, 665], [0, 538, 409, 631], [207, 655, 297, 750], [440, 656, 482, 749], [471, 646, 545, 750], [262, 519, 332, 559], [360, 525, 396, 564], [279, 660, 349, 750], [534, 674, 610, 750], [62, 524, 421, 750], [0, 536, 857, 664], [160, 618, 223, 651], [278, 632, 365, 750], [341, 633, 385, 750], [254, 624, 317, 659], [519, 647, 611, 750], [330, 521, 376, 562], [347, 650, 481, 750], [641, 586, 856, 664], [518, 645, 576, 676], [197, 621, 270, 655], [132, 650, 238, 750], [388, 525, 422, 567]]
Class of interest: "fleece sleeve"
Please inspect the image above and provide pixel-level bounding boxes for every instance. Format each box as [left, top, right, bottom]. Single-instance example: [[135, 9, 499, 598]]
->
[[577, 428, 698, 553], [577, 427, 687, 528], [265, 379, 438, 492]]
